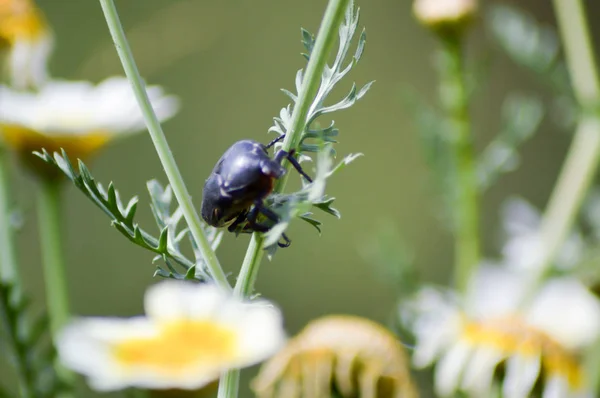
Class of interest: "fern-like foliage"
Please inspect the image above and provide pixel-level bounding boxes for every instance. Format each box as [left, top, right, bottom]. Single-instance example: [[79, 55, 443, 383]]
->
[[254, 1, 371, 252], [34, 149, 221, 281], [147, 180, 223, 280], [0, 283, 67, 397], [269, 1, 372, 160], [477, 94, 543, 190], [263, 145, 362, 251]]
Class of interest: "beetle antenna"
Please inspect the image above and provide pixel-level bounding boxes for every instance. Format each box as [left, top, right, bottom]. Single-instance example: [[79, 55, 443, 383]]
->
[[265, 134, 286, 149]]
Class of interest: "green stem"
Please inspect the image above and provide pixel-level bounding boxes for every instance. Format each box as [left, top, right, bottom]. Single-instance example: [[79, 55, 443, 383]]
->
[[546, 0, 600, 391], [0, 149, 20, 292], [38, 180, 75, 393], [217, 0, 350, 396], [533, 0, 600, 275], [98, 0, 230, 291], [38, 180, 69, 337], [527, 0, 600, 285], [439, 35, 480, 294]]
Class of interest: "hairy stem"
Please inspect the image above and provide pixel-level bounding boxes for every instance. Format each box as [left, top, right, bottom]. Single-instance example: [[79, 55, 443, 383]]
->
[[98, 0, 230, 290], [217, 0, 350, 396], [439, 35, 480, 294]]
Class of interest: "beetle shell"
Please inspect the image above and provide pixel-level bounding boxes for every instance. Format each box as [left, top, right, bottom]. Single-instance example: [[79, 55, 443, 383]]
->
[[201, 140, 285, 227]]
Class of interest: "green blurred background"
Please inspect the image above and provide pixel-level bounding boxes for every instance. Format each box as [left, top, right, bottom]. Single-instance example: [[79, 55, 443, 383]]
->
[[2, 0, 600, 396]]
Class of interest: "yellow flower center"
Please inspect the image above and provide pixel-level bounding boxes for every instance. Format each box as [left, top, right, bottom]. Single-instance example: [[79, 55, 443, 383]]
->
[[0, 0, 47, 45], [113, 320, 238, 373], [463, 316, 583, 389], [1, 125, 112, 160]]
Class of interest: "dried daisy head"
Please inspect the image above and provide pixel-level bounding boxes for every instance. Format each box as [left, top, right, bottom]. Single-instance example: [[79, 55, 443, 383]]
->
[[252, 315, 418, 398]]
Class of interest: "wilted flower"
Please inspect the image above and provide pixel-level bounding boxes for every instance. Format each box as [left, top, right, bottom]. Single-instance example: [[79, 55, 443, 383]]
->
[[0, 0, 52, 88], [413, 0, 477, 32], [253, 315, 418, 398], [57, 281, 286, 391], [401, 266, 600, 397], [0, 76, 179, 178]]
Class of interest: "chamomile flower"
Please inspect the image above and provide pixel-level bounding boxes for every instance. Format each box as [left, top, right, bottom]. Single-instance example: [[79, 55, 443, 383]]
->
[[0, 0, 52, 88], [0, 76, 179, 177], [401, 266, 600, 398], [57, 281, 286, 391], [253, 315, 418, 398]]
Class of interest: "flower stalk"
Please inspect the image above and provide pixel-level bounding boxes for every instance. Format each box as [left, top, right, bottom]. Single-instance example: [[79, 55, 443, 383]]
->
[[544, 0, 600, 390], [437, 34, 480, 294], [37, 179, 75, 392], [217, 0, 351, 396], [38, 180, 69, 337], [533, 0, 600, 282], [97, 0, 230, 291]]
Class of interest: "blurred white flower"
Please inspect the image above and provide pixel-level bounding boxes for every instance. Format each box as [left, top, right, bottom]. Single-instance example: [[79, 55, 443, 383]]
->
[[0, 0, 53, 89], [0, 77, 179, 176], [401, 266, 600, 398], [497, 197, 584, 272], [57, 281, 286, 391]]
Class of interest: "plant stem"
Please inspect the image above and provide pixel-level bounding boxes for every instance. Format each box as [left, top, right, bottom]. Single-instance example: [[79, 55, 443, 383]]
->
[[547, 0, 600, 391], [217, 0, 350, 397], [38, 180, 69, 337], [438, 35, 480, 294], [0, 149, 20, 292], [98, 0, 230, 290], [529, 0, 600, 284], [38, 180, 76, 392]]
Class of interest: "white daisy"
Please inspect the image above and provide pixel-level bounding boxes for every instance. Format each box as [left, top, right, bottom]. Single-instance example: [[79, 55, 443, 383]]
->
[[401, 266, 600, 398], [0, 0, 53, 89], [57, 281, 286, 391], [253, 315, 418, 398], [0, 76, 179, 175]]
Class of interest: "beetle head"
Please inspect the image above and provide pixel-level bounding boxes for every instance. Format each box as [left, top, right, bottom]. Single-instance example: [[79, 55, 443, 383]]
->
[[201, 175, 240, 227]]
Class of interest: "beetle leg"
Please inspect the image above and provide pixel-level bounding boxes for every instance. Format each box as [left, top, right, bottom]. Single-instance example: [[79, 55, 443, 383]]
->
[[227, 211, 249, 233], [273, 149, 313, 183], [265, 134, 286, 149], [255, 202, 292, 248], [246, 202, 292, 248], [286, 150, 313, 183]]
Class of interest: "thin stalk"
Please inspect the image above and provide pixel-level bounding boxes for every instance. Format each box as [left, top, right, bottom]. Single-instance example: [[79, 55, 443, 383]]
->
[[530, 0, 600, 285], [98, 0, 230, 290], [438, 35, 480, 294], [0, 149, 20, 291], [547, 0, 600, 391], [217, 1, 350, 397], [38, 180, 75, 392], [38, 180, 69, 337]]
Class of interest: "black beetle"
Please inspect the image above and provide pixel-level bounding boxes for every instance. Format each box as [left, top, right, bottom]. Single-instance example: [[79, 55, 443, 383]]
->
[[201, 135, 312, 247]]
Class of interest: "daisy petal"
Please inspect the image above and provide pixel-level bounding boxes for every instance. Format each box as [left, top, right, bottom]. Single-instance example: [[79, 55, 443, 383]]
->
[[461, 347, 503, 395], [503, 354, 541, 398], [434, 341, 472, 397]]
